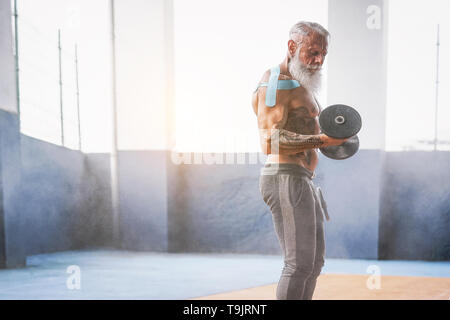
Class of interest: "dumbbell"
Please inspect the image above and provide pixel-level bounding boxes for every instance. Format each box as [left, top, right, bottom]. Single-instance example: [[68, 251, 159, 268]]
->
[[318, 104, 362, 160]]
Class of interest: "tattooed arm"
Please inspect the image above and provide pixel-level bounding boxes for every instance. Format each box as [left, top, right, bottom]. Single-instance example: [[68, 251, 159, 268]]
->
[[259, 128, 330, 155], [256, 99, 346, 155]]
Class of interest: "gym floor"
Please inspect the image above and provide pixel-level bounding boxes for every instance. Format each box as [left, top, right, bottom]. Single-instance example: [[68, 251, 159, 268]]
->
[[0, 250, 448, 300]]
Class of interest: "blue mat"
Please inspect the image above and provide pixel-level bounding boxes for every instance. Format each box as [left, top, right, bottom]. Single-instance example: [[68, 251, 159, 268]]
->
[[0, 250, 448, 299]]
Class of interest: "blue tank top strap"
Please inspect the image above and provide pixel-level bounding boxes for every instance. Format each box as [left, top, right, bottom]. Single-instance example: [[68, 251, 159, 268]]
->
[[257, 80, 300, 90], [266, 65, 281, 107], [254, 65, 300, 107]]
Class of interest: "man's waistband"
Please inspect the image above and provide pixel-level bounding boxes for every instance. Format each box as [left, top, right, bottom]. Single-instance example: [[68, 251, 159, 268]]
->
[[260, 163, 315, 179]]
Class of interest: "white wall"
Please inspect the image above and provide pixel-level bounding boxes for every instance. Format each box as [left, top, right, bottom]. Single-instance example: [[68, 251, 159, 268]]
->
[[0, 0, 17, 114], [15, 0, 450, 153], [16, 0, 113, 152], [173, 0, 328, 152], [386, 0, 450, 151], [15, 0, 329, 153], [327, 0, 388, 150], [114, 0, 169, 151], [113, 0, 328, 152]]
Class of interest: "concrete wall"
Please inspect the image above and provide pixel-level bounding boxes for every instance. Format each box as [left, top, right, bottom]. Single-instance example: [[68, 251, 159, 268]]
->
[[167, 151, 448, 260], [167, 154, 279, 254], [379, 152, 450, 261], [0, 0, 22, 268], [1, 123, 113, 268], [118, 150, 168, 251], [83, 153, 114, 247], [20, 135, 113, 255], [2, 137, 449, 264], [0, 0, 17, 114], [163, 151, 381, 259], [0, 110, 23, 267], [316, 151, 384, 259]]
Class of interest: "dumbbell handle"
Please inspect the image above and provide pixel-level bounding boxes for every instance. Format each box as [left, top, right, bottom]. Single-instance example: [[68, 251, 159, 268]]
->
[[320, 133, 350, 148]]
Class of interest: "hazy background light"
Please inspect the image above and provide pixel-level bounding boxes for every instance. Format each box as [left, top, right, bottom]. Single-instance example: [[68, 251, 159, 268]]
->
[[113, 0, 168, 151], [14, 0, 450, 153], [172, 0, 328, 153], [16, 0, 113, 153], [386, 0, 450, 151]]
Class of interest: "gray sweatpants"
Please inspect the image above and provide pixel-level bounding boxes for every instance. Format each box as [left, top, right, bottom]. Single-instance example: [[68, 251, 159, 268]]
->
[[259, 163, 327, 300]]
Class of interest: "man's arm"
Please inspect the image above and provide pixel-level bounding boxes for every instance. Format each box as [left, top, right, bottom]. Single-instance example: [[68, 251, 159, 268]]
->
[[256, 94, 345, 155], [259, 127, 327, 155]]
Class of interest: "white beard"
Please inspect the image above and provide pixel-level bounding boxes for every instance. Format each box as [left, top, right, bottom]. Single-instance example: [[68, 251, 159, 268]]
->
[[288, 49, 322, 94]]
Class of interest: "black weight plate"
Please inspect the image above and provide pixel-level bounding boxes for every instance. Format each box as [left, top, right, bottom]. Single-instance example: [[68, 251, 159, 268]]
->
[[319, 135, 359, 160], [319, 104, 362, 139]]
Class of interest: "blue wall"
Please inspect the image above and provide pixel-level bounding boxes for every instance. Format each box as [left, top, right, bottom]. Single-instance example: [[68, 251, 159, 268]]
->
[[315, 150, 383, 259], [1, 128, 113, 268], [0, 110, 23, 267], [2, 137, 449, 267], [167, 153, 280, 254], [162, 151, 381, 259], [118, 150, 168, 252], [379, 152, 450, 261], [119, 150, 448, 261], [20, 136, 113, 255]]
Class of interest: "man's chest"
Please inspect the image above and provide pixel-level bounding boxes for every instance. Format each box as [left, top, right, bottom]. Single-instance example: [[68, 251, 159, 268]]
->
[[287, 90, 320, 118], [283, 90, 321, 135]]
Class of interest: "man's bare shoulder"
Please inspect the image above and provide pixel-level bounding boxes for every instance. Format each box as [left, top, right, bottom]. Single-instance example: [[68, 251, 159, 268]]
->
[[256, 69, 270, 85], [255, 68, 297, 110], [257, 68, 293, 84], [254, 69, 294, 105]]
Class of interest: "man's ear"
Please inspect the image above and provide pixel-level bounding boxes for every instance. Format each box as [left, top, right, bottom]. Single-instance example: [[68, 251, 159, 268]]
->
[[287, 40, 297, 57]]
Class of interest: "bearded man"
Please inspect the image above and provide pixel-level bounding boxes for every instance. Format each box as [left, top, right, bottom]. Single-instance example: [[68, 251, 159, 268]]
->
[[252, 21, 347, 300]]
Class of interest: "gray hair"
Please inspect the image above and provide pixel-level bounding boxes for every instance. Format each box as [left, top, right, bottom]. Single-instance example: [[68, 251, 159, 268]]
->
[[289, 21, 330, 44]]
